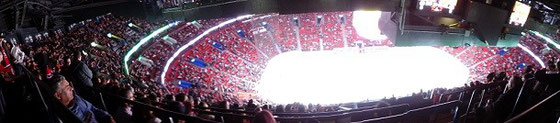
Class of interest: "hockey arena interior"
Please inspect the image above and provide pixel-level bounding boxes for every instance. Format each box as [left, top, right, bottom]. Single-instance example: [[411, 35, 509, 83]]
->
[[0, 0, 559, 122]]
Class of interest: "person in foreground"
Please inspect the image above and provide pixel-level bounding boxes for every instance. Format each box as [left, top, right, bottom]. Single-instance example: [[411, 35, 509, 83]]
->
[[49, 75, 115, 123], [253, 110, 277, 123]]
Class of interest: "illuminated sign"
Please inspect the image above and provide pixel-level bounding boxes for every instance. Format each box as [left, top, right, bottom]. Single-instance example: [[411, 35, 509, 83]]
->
[[509, 1, 531, 27], [418, 0, 457, 13]]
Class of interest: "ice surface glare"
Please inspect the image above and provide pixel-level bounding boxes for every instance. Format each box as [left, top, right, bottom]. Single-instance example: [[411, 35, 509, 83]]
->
[[352, 10, 387, 40], [256, 47, 469, 104]]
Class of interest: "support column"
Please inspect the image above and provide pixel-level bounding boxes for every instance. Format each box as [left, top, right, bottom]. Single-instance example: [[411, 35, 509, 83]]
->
[[20, 1, 27, 28], [43, 15, 49, 30], [14, 6, 19, 29], [399, 0, 406, 35], [295, 26, 302, 51]]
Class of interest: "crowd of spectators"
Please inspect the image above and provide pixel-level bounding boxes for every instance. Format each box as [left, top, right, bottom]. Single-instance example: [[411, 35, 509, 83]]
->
[[2, 11, 560, 123], [156, 13, 559, 118], [149, 0, 239, 10], [433, 32, 560, 82], [0, 13, 180, 123], [114, 12, 407, 121], [268, 15, 300, 52], [131, 19, 225, 80]]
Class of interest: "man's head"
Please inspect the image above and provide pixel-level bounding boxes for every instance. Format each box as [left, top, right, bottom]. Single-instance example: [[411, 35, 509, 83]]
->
[[524, 64, 534, 74], [220, 101, 229, 109], [64, 56, 72, 67], [486, 72, 496, 82], [248, 99, 254, 105], [535, 69, 548, 83], [275, 105, 285, 113], [298, 104, 307, 113], [119, 87, 134, 107], [548, 60, 556, 70], [507, 75, 523, 91], [175, 93, 187, 102], [49, 75, 75, 107], [165, 94, 175, 102], [74, 51, 82, 62], [119, 87, 134, 101]]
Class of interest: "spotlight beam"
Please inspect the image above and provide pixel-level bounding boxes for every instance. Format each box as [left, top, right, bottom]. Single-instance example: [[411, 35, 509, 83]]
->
[[123, 21, 180, 75]]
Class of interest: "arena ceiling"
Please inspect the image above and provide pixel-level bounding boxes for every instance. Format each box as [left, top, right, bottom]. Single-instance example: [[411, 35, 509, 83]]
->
[[536, 0, 560, 13], [1, 0, 560, 37], [0, 0, 132, 32]]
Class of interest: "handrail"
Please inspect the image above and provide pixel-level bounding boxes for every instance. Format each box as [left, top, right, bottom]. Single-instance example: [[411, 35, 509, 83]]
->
[[275, 104, 409, 121], [194, 108, 255, 119], [508, 81, 527, 119], [86, 86, 218, 123], [353, 100, 461, 123], [197, 102, 407, 117], [20, 65, 84, 123], [21, 61, 214, 122], [195, 103, 409, 121], [198, 107, 255, 115], [505, 90, 560, 123], [199, 104, 408, 121], [275, 104, 407, 117], [440, 81, 506, 97]]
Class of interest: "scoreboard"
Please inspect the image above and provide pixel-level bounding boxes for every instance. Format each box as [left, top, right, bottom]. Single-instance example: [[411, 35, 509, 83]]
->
[[418, 0, 458, 13], [509, 1, 531, 27]]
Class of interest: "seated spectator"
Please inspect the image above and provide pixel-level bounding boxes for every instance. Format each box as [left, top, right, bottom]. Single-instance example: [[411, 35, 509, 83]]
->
[[10, 43, 25, 75], [246, 99, 258, 111], [198, 102, 215, 120], [297, 104, 306, 113], [175, 93, 188, 107], [275, 105, 285, 113], [219, 101, 229, 110], [114, 87, 135, 123], [185, 101, 195, 116], [162, 94, 184, 123], [48, 75, 114, 123], [492, 76, 523, 122], [133, 98, 162, 123], [221, 100, 245, 123], [163, 94, 185, 114]]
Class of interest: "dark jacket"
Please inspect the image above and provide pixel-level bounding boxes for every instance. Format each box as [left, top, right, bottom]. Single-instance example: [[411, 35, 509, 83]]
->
[[70, 95, 112, 123], [493, 86, 522, 122], [70, 61, 93, 88], [69, 61, 95, 103]]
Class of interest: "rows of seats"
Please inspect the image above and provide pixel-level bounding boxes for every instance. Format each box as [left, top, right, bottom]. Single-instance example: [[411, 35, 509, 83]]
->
[[438, 46, 466, 56], [268, 15, 300, 52], [156, 13, 557, 106], [297, 13, 322, 51], [6, 14, 204, 123], [131, 19, 224, 83], [320, 13, 345, 50], [159, 18, 265, 104], [7, 12, 560, 123], [63, 12, 558, 121], [243, 25, 280, 60], [210, 24, 268, 67]]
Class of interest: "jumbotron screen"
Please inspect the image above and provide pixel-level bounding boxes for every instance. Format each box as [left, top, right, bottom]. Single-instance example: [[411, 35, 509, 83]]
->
[[509, 1, 531, 27], [417, 0, 457, 13]]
